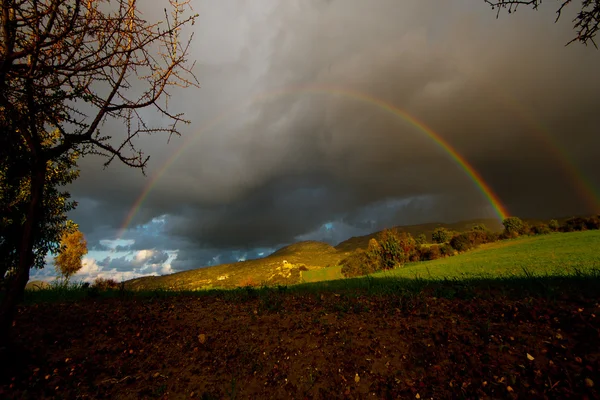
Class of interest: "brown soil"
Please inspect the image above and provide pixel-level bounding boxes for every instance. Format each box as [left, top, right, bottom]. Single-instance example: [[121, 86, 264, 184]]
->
[[1, 290, 599, 399]]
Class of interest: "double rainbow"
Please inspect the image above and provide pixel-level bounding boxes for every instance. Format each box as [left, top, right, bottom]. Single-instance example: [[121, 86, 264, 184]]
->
[[118, 84, 511, 237]]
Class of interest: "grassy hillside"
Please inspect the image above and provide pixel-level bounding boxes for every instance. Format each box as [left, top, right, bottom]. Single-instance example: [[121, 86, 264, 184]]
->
[[373, 230, 600, 280], [124, 219, 596, 291], [125, 240, 349, 291], [334, 218, 503, 253]]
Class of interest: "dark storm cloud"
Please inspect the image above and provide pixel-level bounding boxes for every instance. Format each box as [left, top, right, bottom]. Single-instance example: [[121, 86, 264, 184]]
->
[[62, 0, 600, 274], [170, 246, 276, 272]]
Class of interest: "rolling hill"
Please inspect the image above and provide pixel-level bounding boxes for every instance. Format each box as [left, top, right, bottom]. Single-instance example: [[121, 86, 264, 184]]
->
[[124, 218, 502, 290]]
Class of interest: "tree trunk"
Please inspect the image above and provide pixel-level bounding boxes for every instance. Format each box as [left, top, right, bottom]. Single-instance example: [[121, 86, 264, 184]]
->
[[0, 159, 45, 346]]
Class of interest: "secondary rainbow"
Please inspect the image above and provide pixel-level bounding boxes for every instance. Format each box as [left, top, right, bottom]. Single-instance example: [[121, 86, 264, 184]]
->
[[498, 94, 600, 214], [118, 85, 509, 237], [457, 62, 600, 214]]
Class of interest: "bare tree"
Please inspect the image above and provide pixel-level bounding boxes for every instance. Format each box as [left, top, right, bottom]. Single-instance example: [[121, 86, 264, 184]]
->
[[0, 0, 198, 344], [484, 0, 600, 47]]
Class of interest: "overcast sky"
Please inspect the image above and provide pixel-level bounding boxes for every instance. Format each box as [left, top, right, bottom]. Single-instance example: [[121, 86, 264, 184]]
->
[[32, 0, 600, 282]]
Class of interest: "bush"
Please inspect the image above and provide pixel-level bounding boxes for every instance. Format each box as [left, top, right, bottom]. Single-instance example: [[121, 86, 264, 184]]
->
[[549, 219, 560, 231], [520, 222, 532, 236], [562, 217, 588, 232], [502, 217, 524, 238], [432, 227, 453, 244], [450, 228, 497, 252], [531, 223, 551, 235], [377, 230, 405, 269], [585, 215, 600, 230], [416, 233, 427, 245], [419, 244, 442, 261], [439, 244, 455, 257], [340, 249, 379, 278], [375, 229, 417, 269], [449, 233, 474, 252], [471, 223, 488, 232], [92, 277, 120, 291]]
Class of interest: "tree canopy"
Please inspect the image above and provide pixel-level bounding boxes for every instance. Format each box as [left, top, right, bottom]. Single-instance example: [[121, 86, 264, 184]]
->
[[54, 224, 87, 283], [0, 130, 79, 282]]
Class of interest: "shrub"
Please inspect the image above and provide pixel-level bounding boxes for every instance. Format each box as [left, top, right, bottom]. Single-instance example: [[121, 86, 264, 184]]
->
[[376, 229, 417, 269], [531, 223, 551, 235], [450, 228, 495, 252], [502, 217, 524, 238], [562, 217, 588, 232], [92, 277, 119, 291], [440, 244, 455, 257], [449, 233, 474, 252], [585, 215, 600, 230], [297, 264, 309, 272], [520, 222, 532, 236], [395, 231, 418, 261], [419, 244, 442, 261], [432, 227, 453, 244], [340, 249, 379, 278], [409, 252, 421, 262], [366, 238, 383, 259], [416, 233, 427, 245], [486, 231, 501, 242], [549, 219, 560, 231], [471, 223, 488, 232]]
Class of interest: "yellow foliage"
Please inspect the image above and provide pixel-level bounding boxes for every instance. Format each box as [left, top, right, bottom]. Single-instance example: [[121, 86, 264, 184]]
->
[[54, 228, 88, 281]]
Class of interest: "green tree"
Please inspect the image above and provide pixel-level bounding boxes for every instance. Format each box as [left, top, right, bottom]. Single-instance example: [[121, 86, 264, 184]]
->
[[416, 233, 427, 245], [0, 0, 198, 344], [1, 130, 79, 282], [549, 219, 560, 231], [485, 1, 600, 47], [471, 223, 488, 232], [503, 217, 524, 237], [54, 224, 88, 284], [432, 227, 453, 244]]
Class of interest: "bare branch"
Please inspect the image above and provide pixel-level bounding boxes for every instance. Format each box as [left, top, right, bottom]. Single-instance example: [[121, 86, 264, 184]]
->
[[484, 0, 600, 47], [1, 0, 199, 173]]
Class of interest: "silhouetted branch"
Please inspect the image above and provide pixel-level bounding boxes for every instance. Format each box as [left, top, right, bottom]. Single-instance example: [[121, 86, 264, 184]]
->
[[484, 0, 600, 48]]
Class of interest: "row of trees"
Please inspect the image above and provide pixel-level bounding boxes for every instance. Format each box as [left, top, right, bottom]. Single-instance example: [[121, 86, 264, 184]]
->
[[340, 215, 600, 278]]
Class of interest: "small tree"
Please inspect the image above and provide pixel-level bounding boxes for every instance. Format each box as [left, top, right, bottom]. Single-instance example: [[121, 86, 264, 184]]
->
[[471, 223, 488, 232], [432, 227, 453, 244], [549, 219, 560, 232], [416, 233, 427, 245], [54, 225, 87, 284], [503, 217, 524, 238]]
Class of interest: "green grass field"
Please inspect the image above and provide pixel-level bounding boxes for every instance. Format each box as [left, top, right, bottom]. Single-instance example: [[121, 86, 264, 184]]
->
[[21, 230, 600, 304], [301, 230, 600, 285], [374, 230, 600, 279], [301, 265, 344, 282]]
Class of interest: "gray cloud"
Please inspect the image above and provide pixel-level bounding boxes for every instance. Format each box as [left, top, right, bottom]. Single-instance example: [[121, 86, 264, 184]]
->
[[57, 0, 600, 276]]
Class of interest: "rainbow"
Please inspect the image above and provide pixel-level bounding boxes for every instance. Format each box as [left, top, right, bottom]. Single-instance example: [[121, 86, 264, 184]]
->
[[118, 85, 509, 237], [454, 61, 600, 214], [498, 97, 600, 214]]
